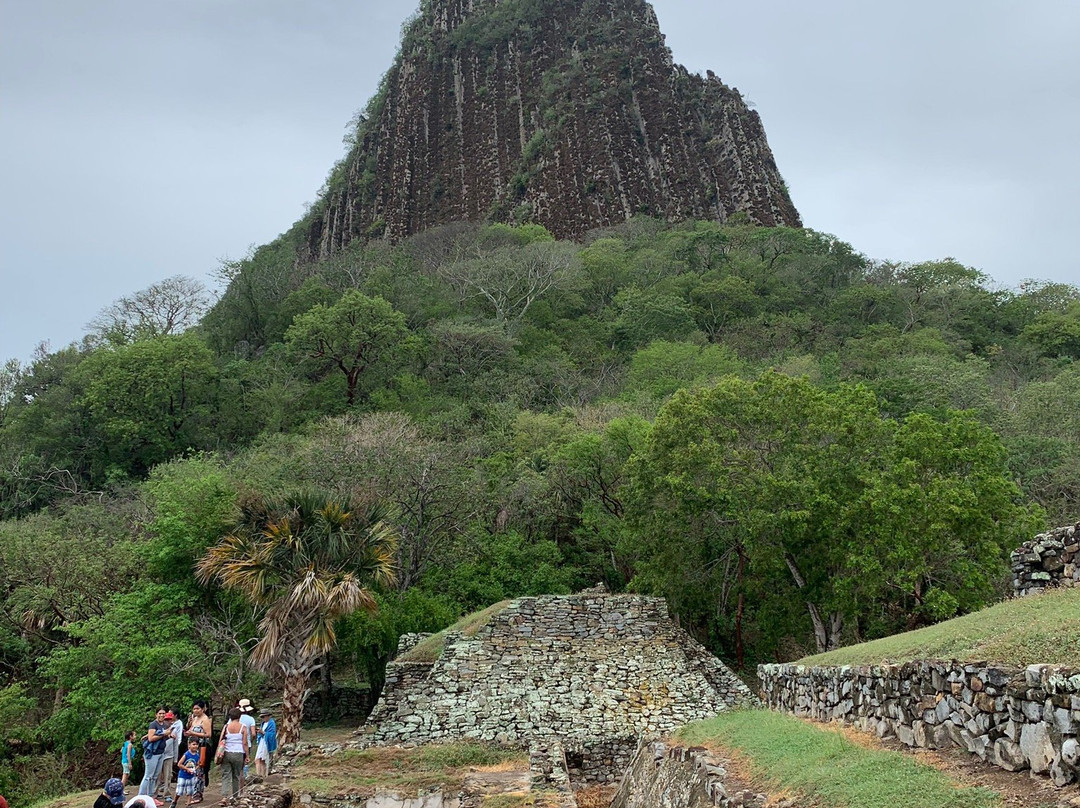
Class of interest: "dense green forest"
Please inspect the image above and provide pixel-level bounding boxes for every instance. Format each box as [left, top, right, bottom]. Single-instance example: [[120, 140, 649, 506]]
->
[[2, 215, 1078, 801]]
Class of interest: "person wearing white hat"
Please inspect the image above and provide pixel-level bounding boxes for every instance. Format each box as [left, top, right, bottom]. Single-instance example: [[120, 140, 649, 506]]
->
[[237, 699, 257, 784]]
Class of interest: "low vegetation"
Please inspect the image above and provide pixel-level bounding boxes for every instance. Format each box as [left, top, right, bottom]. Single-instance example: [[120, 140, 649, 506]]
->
[[289, 742, 528, 797], [30, 790, 101, 808], [798, 586, 1080, 669], [677, 710, 1000, 808]]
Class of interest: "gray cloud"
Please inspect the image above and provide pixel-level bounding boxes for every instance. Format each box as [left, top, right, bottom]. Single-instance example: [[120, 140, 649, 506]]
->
[[2, 0, 1077, 363]]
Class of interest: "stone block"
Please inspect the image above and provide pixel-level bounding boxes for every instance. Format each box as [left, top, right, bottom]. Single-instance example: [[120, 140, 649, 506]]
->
[[895, 723, 915, 747], [1052, 756, 1078, 787], [990, 738, 1028, 772], [1020, 722, 1056, 774], [1054, 707, 1078, 735]]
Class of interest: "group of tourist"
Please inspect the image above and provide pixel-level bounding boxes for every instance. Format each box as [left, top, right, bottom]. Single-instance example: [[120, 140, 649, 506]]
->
[[95, 697, 278, 808]]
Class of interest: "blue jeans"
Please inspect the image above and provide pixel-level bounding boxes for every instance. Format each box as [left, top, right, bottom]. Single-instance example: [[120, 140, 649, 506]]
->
[[139, 752, 164, 795]]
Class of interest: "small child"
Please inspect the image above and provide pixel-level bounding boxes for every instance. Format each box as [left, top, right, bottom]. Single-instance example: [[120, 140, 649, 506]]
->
[[175, 737, 204, 806], [121, 732, 135, 790]]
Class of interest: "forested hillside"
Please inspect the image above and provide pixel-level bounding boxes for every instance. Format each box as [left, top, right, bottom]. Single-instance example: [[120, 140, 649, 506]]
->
[[2, 217, 1079, 801]]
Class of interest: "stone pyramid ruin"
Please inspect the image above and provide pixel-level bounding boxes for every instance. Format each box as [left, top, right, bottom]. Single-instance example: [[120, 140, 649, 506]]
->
[[361, 590, 755, 782]]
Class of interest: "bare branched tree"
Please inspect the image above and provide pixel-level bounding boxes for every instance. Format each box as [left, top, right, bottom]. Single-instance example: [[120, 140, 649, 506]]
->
[[436, 241, 580, 329], [87, 275, 211, 345], [298, 413, 479, 590]]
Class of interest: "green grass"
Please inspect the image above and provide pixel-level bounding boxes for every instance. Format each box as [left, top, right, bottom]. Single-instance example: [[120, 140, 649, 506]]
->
[[399, 600, 513, 662], [798, 587, 1080, 668], [30, 790, 102, 808], [678, 710, 999, 808]]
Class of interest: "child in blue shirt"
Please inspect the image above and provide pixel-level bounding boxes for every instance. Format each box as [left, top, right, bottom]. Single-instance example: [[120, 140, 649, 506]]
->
[[121, 732, 135, 790], [175, 737, 204, 806]]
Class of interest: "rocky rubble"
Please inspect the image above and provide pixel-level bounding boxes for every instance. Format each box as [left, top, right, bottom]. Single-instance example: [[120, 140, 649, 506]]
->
[[1012, 522, 1080, 596], [759, 661, 1080, 786], [610, 741, 793, 808]]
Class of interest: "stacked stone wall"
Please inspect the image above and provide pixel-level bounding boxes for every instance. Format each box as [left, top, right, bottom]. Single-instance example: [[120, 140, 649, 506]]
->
[[394, 633, 433, 657], [610, 741, 779, 808], [1012, 522, 1080, 596], [365, 661, 434, 728], [759, 661, 1080, 786], [364, 594, 755, 782]]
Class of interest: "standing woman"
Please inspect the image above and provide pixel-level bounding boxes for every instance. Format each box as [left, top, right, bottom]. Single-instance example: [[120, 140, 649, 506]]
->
[[184, 700, 213, 804], [215, 707, 249, 798], [138, 707, 170, 797], [254, 707, 277, 777]]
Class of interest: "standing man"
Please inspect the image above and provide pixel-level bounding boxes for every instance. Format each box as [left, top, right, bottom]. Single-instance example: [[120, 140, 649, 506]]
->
[[138, 707, 170, 799], [156, 709, 184, 802], [237, 698, 257, 784]]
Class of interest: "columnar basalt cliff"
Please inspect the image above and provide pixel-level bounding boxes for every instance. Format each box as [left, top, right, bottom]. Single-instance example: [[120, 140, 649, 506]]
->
[[308, 0, 800, 257], [362, 593, 756, 782]]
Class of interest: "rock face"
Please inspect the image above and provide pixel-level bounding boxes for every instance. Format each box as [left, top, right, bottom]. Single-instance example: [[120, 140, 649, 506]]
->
[[363, 593, 756, 783], [307, 0, 800, 258]]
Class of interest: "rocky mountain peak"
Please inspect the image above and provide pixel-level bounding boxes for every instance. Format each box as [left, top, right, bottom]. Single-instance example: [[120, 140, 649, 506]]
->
[[307, 0, 801, 258]]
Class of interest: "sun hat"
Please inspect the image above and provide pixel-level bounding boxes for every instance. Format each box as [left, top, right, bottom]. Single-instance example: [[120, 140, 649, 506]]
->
[[259, 706, 272, 716], [105, 777, 126, 805], [238, 698, 254, 713]]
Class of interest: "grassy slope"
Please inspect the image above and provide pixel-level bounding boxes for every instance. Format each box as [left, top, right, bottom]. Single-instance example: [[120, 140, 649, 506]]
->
[[798, 587, 1080, 669], [31, 789, 101, 808], [399, 600, 513, 662], [678, 711, 999, 808]]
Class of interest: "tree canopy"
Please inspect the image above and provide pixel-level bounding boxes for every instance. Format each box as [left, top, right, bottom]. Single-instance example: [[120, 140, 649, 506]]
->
[[0, 216, 1076, 802]]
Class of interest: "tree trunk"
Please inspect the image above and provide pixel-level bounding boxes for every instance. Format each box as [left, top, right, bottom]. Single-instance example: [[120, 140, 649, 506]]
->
[[783, 552, 843, 654], [734, 546, 747, 670], [319, 654, 333, 721], [280, 671, 309, 744]]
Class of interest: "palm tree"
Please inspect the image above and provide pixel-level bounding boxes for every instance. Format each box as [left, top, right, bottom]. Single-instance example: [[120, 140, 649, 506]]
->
[[196, 492, 397, 743]]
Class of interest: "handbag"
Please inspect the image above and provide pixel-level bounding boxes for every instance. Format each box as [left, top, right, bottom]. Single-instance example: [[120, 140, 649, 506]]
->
[[214, 727, 226, 764]]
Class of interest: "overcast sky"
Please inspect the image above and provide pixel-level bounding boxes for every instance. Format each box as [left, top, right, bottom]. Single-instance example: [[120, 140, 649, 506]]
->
[[2, 0, 1078, 364]]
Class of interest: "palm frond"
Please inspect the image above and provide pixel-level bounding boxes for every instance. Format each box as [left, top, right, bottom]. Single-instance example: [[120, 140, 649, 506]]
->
[[198, 489, 402, 674]]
